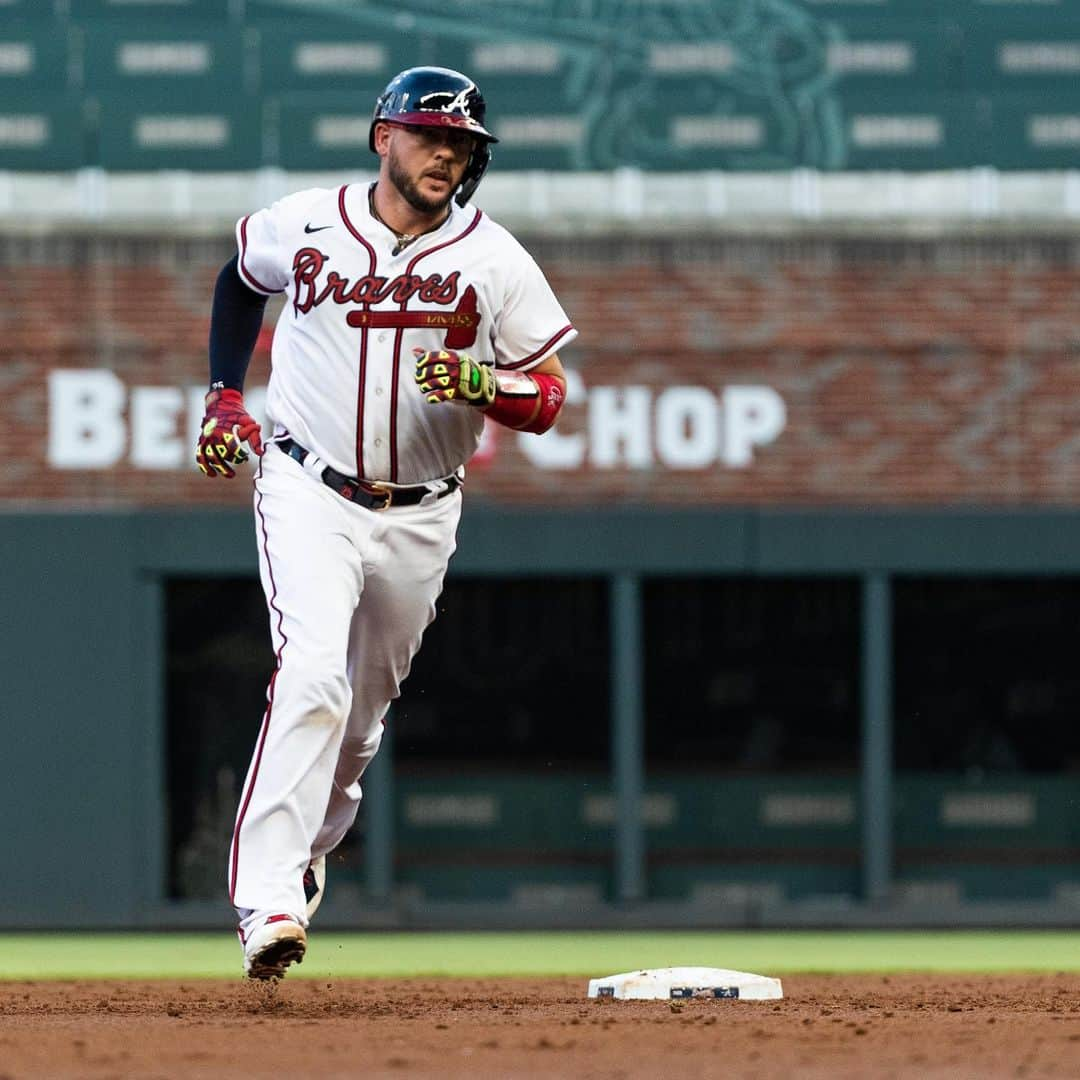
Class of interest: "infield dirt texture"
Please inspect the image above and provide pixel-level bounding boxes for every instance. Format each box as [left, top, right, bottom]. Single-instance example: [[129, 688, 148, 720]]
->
[[4, 933, 1080, 1077], [3, 973, 1080, 1077]]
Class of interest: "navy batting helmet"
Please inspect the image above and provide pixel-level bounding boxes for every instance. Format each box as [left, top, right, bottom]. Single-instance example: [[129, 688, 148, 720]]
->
[[369, 66, 498, 206]]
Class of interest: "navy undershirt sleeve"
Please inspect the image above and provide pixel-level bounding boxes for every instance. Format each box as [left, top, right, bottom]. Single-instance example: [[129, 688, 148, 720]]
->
[[208, 254, 270, 391]]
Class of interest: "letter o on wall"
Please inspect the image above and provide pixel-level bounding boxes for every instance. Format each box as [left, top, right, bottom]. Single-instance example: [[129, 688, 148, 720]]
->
[[655, 386, 719, 468]]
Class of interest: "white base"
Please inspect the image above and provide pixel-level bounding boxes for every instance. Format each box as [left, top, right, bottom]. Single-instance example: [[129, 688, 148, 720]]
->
[[587, 966, 783, 1001]]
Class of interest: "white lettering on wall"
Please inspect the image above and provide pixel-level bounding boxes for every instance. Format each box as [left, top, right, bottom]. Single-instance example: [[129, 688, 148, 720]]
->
[[130, 386, 185, 469], [47, 370, 786, 473], [48, 370, 127, 468], [589, 386, 653, 468], [47, 370, 269, 471], [186, 385, 210, 456], [655, 386, 719, 468], [520, 376, 786, 470], [723, 386, 787, 467]]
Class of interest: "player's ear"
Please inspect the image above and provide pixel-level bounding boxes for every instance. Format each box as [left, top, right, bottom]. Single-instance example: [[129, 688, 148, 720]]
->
[[372, 121, 394, 156]]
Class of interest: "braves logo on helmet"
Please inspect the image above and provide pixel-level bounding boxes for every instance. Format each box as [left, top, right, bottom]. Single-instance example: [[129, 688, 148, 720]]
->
[[419, 83, 480, 119], [369, 65, 499, 206]]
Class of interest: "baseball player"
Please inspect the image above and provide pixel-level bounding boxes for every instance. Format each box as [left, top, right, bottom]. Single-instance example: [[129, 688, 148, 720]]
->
[[195, 66, 576, 979]]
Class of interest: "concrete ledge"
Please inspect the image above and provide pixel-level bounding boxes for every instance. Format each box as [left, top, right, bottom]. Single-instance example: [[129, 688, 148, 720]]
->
[[3, 169, 1080, 234]]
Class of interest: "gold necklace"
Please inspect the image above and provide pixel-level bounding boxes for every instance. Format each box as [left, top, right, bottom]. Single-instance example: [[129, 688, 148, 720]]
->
[[369, 185, 447, 255]]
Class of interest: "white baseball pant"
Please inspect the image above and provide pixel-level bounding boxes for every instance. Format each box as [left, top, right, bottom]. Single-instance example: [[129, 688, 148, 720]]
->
[[229, 442, 461, 921]]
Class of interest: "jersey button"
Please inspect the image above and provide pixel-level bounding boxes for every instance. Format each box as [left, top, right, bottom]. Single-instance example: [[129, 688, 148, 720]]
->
[[374, 438, 383, 447], [375, 387, 384, 396]]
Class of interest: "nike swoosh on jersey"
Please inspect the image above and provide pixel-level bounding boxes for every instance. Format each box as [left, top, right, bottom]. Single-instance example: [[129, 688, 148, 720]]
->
[[304, 223, 332, 233]]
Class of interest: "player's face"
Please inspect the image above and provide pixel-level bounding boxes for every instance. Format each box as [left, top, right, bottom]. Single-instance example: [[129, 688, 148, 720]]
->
[[383, 123, 475, 216]]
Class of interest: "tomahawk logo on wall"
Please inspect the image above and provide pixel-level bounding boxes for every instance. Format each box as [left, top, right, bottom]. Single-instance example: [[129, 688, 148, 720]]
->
[[46, 368, 787, 478]]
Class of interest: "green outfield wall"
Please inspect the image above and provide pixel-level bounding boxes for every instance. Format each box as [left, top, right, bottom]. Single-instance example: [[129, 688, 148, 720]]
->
[[5, 0, 1080, 171], [5, 507, 1080, 929]]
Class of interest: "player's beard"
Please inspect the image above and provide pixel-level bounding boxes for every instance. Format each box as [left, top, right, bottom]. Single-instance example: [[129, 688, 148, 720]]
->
[[388, 148, 456, 217]]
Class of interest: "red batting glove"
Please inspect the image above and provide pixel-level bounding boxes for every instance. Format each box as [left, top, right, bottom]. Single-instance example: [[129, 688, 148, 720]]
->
[[195, 388, 263, 478]]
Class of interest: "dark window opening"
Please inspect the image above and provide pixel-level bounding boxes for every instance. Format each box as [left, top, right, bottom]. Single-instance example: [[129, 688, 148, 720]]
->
[[894, 577, 1080, 774], [644, 577, 860, 772], [394, 577, 610, 769], [164, 575, 609, 899]]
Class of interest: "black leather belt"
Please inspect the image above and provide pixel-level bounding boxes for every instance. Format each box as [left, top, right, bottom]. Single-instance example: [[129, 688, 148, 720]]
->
[[277, 438, 460, 511]]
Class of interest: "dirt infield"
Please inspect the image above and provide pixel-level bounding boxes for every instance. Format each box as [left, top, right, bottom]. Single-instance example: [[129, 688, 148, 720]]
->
[[2, 974, 1079, 1078]]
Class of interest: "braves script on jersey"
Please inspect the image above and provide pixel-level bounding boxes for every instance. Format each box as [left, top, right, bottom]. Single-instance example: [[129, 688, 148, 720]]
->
[[236, 184, 577, 485]]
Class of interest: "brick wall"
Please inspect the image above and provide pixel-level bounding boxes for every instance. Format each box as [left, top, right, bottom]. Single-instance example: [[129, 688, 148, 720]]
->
[[5, 231, 1080, 507]]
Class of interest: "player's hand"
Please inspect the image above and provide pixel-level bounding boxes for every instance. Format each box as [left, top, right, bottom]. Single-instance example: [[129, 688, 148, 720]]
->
[[414, 348, 495, 408], [195, 388, 263, 478]]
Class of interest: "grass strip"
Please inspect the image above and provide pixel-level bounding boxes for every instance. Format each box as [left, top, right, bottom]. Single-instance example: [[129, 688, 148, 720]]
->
[[2, 930, 1079, 980]]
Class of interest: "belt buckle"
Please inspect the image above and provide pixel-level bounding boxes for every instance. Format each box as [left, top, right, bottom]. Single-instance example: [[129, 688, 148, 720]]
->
[[367, 481, 394, 510]]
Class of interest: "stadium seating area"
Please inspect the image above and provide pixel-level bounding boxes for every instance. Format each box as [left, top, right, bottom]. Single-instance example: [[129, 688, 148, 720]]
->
[[2, 0, 1080, 171]]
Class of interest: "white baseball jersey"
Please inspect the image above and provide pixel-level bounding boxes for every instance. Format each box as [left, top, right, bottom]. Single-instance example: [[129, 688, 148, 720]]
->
[[235, 184, 577, 485]]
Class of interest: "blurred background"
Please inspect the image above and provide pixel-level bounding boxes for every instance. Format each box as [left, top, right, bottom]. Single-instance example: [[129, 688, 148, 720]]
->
[[4, 0, 1080, 930]]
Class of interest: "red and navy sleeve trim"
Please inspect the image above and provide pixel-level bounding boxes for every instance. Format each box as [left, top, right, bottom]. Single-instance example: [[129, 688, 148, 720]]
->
[[502, 324, 577, 370], [237, 215, 284, 296]]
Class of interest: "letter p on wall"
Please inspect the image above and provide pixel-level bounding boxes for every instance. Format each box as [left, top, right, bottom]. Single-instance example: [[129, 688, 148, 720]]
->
[[722, 386, 786, 468]]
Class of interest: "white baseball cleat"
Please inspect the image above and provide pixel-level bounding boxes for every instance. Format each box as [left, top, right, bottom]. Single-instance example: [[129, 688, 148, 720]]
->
[[303, 856, 326, 920], [241, 913, 307, 980]]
